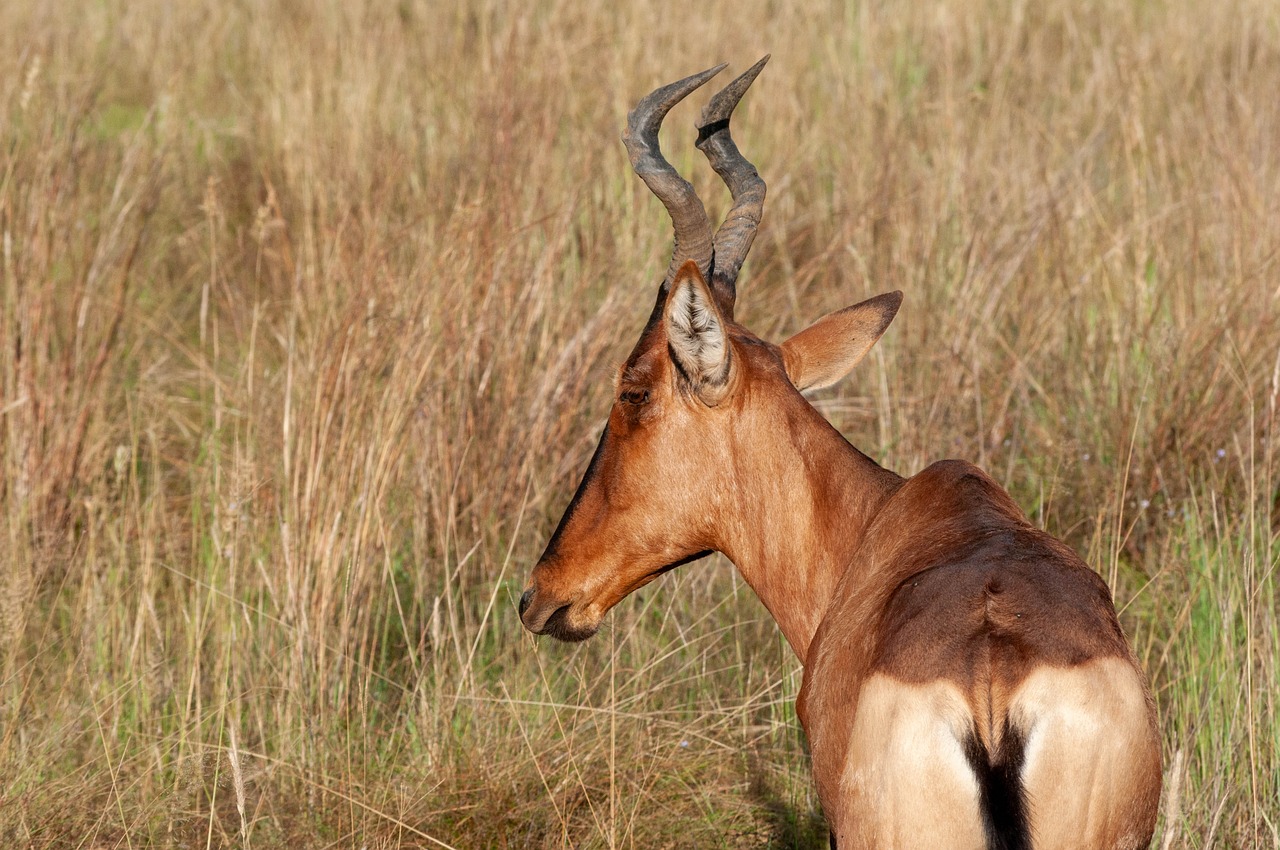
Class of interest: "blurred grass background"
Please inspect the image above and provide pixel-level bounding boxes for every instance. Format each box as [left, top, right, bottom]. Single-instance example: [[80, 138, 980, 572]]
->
[[0, 0, 1277, 846]]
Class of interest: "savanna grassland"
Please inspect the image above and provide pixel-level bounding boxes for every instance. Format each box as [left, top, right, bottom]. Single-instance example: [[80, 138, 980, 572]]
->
[[1, 0, 1278, 846]]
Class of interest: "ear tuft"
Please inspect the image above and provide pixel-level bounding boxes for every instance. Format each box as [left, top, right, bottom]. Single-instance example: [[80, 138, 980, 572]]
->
[[665, 261, 732, 402], [781, 291, 902, 391]]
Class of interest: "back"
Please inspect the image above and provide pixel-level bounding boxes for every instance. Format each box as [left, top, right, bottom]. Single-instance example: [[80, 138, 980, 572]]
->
[[874, 522, 1132, 738]]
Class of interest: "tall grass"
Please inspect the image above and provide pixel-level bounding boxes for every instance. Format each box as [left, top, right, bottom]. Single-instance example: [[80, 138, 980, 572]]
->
[[0, 0, 1276, 846]]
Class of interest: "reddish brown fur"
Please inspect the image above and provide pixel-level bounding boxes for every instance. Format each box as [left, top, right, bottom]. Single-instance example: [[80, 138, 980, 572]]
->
[[520, 266, 1161, 847], [521, 64, 1161, 847]]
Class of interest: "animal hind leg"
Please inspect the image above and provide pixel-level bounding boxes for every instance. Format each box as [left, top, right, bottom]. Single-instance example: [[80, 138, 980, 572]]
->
[[1011, 659, 1162, 850], [836, 675, 989, 849]]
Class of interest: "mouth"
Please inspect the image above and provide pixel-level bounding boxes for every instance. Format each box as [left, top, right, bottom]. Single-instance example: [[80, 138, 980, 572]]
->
[[541, 604, 599, 643], [520, 552, 714, 643], [520, 592, 600, 642]]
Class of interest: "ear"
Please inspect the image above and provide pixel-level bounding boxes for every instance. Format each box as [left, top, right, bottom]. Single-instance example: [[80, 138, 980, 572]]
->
[[664, 261, 733, 405], [781, 291, 902, 391]]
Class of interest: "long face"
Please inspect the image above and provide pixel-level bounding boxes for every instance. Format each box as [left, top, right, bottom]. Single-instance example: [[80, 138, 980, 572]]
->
[[518, 287, 750, 641], [513, 57, 769, 642]]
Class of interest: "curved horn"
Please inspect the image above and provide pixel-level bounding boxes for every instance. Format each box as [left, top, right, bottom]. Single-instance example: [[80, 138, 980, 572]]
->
[[696, 55, 769, 315], [623, 64, 725, 289]]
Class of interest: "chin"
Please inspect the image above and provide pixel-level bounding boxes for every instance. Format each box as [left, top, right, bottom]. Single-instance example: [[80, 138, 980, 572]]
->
[[544, 606, 600, 643]]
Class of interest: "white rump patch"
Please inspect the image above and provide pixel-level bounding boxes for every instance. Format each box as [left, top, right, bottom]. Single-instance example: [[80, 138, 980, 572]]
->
[[1010, 657, 1160, 850], [838, 675, 987, 849]]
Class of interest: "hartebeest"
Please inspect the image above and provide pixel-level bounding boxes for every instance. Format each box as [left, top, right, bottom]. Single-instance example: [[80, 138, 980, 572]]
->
[[519, 58, 1163, 849]]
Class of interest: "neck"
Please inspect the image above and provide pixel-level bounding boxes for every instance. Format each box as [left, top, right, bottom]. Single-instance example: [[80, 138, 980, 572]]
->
[[716, 399, 902, 662]]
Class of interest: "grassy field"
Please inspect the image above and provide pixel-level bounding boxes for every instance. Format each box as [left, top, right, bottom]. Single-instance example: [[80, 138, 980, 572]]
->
[[1, 0, 1277, 846]]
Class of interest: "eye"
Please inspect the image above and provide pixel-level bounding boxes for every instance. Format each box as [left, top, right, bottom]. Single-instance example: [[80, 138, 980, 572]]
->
[[620, 388, 650, 405]]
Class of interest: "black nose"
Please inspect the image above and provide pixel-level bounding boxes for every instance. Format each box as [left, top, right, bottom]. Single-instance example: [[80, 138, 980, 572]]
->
[[519, 587, 534, 618]]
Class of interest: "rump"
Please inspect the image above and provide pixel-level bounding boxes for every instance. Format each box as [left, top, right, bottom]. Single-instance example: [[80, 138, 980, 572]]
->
[[836, 675, 989, 849], [1010, 657, 1162, 850], [832, 658, 1159, 850]]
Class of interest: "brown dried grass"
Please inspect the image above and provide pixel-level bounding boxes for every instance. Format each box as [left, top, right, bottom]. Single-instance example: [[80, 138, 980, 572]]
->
[[0, 0, 1277, 846]]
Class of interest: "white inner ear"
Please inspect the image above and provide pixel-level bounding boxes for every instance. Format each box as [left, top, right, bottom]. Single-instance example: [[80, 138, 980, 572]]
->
[[667, 279, 728, 384]]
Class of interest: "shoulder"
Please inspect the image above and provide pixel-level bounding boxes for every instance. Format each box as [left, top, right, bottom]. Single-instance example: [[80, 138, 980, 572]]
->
[[909, 458, 1005, 496], [875, 459, 1029, 535]]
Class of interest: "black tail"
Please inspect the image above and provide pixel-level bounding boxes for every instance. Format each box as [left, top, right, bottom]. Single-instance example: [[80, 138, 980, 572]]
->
[[963, 725, 1031, 850]]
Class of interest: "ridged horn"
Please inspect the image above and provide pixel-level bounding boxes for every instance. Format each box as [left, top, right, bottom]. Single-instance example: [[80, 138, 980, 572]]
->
[[696, 55, 769, 316], [623, 64, 725, 289]]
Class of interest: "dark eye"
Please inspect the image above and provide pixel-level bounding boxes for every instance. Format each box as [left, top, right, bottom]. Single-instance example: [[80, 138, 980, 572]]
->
[[620, 388, 650, 405]]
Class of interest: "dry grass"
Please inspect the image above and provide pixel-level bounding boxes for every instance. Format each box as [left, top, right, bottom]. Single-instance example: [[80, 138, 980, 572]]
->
[[0, 0, 1277, 846]]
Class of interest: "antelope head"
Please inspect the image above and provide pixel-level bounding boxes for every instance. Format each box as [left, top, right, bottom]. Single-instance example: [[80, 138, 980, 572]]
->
[[519, 59, 901, 643]]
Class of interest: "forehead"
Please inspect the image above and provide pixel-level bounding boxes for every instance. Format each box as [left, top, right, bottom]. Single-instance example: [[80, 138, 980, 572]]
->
[[621, 336, 664, 381]]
